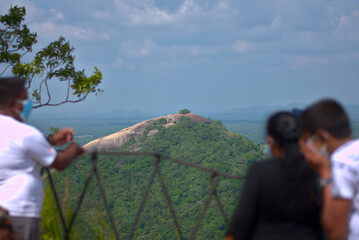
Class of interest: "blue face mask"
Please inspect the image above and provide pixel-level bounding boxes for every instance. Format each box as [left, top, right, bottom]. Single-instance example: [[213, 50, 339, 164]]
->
[[15, 99, 33, 122]]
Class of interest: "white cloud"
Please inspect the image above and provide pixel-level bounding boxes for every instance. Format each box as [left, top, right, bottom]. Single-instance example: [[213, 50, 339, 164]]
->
[[178, 0, 202, 14], [233, 40, 255, 53], [4, 0, 358, 71], [190, 46, 199, 55], [140, 39, 157, 56], [335, 10, 359, 40], [217, 1, 230, 12], [324, 1, 359, 42], [32, 21, 103, 40], [119, 39, 158, 58], [50, 9, 64, 21], [112, 57, 124, 68], [239, 15, 287, 40], [93, 10, 112, 20], [119, 38, 223, 59], [114, 0, 174, 25], [1, 1, 106, 41], [111, 57, 135, 70], [337, 52, 359, 61], [109, 0, 231, 26], [270, 16, 285, 30], [286, 55, 329, 68]]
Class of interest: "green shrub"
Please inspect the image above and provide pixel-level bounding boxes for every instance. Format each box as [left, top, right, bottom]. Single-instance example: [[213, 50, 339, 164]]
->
[[179, 109, 191, 114]]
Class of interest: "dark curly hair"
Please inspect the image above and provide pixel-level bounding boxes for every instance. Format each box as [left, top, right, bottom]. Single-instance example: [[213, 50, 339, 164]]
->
[[0, 76, 26, 108]]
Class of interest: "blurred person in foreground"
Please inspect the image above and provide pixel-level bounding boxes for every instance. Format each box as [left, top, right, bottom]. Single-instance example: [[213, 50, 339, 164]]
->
[[226, 111, 322, 240], [0, 77, 83, 240], [299, 99, 358, 240], [0, 207, 22, 240]]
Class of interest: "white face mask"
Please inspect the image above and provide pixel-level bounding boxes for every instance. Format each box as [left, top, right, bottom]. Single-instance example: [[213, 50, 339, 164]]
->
[[306, 133, 330, 158], [263, 144, 270, 154]]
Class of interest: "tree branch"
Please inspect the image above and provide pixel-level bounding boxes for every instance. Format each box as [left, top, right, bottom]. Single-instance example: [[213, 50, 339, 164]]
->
[[1, 7, 102, 110], [44, 77, 51, 105], [66, 79, 70, 101], [0, 64, 13, 77], [38, 77, 47, 105], [26, 72, 35, 90], [6, 23, 20, 54], [32, 94, 88, 109]]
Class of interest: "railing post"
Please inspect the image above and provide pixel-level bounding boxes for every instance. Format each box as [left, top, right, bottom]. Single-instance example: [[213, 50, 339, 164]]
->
[[46, 167, 69, 240], [93, 151, 121, 240], [66, 152, 97, 238], [155, 153, 184, 240], [211, 170, 229, 225]]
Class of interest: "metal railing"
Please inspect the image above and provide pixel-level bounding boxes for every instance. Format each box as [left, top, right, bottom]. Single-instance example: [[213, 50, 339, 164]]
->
[[42, 151, 246, 240]]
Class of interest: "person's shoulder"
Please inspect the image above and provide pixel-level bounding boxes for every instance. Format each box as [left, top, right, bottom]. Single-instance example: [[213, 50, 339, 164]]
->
[[0, 115, 42, 137], [332, 139, 359, 166], [0, 114, 15, 124], [243, 158, 282, 184], [252, 158, 280, 166], [248, 158, 279, 173], [16, 121, 40, 135]]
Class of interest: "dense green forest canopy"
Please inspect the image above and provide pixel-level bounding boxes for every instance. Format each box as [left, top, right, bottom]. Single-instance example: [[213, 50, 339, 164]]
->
[[44, 117, 264, 239]]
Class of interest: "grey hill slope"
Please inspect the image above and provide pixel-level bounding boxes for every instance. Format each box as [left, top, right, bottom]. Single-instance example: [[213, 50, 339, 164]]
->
[[83, 113, 212, 152]]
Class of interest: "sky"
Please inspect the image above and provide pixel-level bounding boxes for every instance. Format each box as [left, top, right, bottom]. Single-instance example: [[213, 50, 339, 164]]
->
[[1, 0, 359, 115]]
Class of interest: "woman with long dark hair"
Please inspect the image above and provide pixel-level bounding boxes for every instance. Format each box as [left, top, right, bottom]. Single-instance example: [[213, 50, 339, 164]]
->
[[225, 111, 322, 240]]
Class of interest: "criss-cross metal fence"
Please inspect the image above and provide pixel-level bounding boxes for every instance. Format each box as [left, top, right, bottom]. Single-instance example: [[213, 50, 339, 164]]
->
[[41, 151, 246, 240]]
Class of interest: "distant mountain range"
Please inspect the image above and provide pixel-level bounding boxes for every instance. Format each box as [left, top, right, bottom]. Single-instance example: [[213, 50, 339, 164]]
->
[[206, 103, 359, 122], [106, 103, 359, 122], [31, 103, 359, 122]]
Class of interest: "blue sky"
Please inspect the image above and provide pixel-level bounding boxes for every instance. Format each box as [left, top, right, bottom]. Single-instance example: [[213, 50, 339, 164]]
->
[[1, 0, 359, 115]]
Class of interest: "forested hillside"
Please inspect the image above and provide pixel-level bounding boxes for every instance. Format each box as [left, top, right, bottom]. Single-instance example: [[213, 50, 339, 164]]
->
[[44, 117, 264, 239]]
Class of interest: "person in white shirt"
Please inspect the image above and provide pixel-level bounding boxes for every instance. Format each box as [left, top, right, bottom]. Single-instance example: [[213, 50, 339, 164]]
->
[[0, 76, 83, 240], [299, 99, 358, 240]]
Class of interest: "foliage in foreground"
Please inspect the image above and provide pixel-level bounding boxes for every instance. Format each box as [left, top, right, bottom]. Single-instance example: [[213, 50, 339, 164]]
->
[[0, 5, 102, 109]]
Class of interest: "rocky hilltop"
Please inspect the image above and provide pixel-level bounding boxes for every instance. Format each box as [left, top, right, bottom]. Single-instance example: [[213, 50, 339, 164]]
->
[[58, 111, 263, 239], [83, 113, 212, 152]]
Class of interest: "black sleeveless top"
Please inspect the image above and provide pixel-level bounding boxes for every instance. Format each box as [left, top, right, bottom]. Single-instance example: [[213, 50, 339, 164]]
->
[[227, 158, 323, 240]]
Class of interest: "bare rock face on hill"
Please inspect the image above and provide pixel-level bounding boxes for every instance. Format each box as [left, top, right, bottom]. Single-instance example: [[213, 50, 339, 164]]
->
[[83, 113, 212, 152]]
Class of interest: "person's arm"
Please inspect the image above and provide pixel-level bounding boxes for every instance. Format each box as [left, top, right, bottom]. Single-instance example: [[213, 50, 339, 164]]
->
[[316, 166, 351, 240], [324, 197, 351, 240], [47, 128, 84, 170], [299, 139, 351, 240], [50, 143, 84, 171], [47, 128, 74, 146]]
